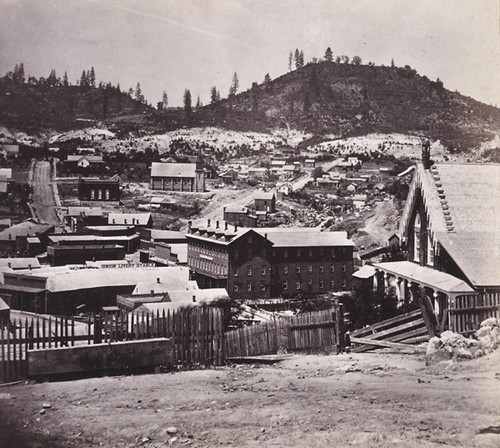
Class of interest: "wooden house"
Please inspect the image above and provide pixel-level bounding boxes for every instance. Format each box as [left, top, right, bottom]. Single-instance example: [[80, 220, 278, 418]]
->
[[373, 157, 500, 335]]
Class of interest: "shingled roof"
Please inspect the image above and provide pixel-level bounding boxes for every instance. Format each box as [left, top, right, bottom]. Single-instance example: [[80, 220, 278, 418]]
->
[[400, 163, 500, 287]]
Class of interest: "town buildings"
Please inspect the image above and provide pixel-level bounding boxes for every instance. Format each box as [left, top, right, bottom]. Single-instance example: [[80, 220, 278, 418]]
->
[[150, 162, 205, 192], [78, 178, 120, 202], [186, 221, 354, 302]]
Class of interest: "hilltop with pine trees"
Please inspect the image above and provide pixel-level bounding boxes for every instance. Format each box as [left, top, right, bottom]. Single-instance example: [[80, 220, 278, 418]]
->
[[1, 53, 500, 150]]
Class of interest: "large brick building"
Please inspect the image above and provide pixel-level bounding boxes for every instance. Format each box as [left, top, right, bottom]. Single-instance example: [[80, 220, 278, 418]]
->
[[186, 221, 354, 302]]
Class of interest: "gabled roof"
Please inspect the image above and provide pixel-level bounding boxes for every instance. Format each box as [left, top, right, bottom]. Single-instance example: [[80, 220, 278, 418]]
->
[[66, 155, 104, 163], [255, 192, 275, 200], [400, 163, 500, 287], [151, 162, 197, 178], [0, 221, 53, 241]]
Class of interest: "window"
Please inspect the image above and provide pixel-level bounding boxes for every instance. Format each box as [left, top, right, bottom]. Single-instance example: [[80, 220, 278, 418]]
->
[[284, 265, 288, 274], [247, 281, 252, 292], [427, 234, 434, 266], [308, 265, 313, 273], [330, 279, 335, 289], [330, 264, 335, 273], [234, 284, 239, 292], [283, 280, 288, 290], [260, 282, 266, 291], [90, 189, 95, 200], [261, 265, 266, 276], [342, 278, 347, 288], [414, 214, 421, 262], [342, 265, 346, 272], [308, 249, 313, 258], [319, 279, 324, 289], [319, 265, 324, 273], [308, 278, 313, 285], [247, 266, 252, 276], [296, 282, 301, 290], [283, 249, 288, 259], [105, 189, 110, 200], [331, 249, 336, 258], [296, 264, 301, 274], [97, 189, 102, 200], [234, 268, 239, 277]]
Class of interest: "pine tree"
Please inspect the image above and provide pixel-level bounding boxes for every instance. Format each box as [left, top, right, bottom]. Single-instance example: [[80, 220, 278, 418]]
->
[[210, 86, 219, 104], [288, 51, 293, 71], [47, 69, 58, 87], [183, 89, 192, 120], [80, 70, 88, 87], [196, 95, 202, 108], [391, 58, 395, 68], [264, 73, 271, 85], [324, 47, 333, 62], [128, 87, 134, 97], [162, 91, 168, 109], [134, 83, 144, 102], [89, 67, 96, 87], [299, 50, 304, 67], [63, 71, 69, 86], [294, 48, 300, 69], [229, 72, 239, 97]]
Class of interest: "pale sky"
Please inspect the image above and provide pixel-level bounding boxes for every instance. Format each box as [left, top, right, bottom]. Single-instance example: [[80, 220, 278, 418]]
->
[[1, 0, 499, 107]]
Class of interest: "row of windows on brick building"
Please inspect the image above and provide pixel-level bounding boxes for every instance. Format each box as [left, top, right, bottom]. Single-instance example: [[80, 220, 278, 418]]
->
[[233, 264, 347, 276], [234, 277, 347, 292]]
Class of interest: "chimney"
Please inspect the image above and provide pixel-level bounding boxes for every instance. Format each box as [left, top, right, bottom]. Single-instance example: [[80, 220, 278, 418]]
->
[[216, 221, 219, 229], [264, 233, 267, 240], [157, 277, 160, 283], [422, 140, 431, 170], [188, 220, 192, 231], [225, 222, 228, 231], [192, 295, 196, 303], [234, 224, 238, 232], [207, 219, 211, 227]]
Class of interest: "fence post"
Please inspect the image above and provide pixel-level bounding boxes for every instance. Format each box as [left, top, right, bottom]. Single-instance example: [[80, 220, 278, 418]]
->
[[335, 303, 345, 354]]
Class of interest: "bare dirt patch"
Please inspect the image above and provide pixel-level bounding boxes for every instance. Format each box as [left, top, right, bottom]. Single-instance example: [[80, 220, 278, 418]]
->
[[1, 349, 499, 448]]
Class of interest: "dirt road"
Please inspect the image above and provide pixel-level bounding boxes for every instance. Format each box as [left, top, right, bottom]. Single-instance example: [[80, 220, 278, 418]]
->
[[1, 349, 499, 448], [30, 161, 59, 225]]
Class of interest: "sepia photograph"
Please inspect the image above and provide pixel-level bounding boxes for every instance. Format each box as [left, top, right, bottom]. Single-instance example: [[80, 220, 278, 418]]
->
[[0, 0, 499, 446]]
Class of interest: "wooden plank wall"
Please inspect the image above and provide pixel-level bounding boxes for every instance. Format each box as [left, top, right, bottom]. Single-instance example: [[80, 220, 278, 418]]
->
[[449, 292, 500, 334], [225, 308, 341, 358], [1, 307, 225, 383]]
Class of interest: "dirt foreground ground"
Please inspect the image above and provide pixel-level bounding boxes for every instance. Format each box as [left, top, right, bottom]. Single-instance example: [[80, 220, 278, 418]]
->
[[1, 349, 499, 448]]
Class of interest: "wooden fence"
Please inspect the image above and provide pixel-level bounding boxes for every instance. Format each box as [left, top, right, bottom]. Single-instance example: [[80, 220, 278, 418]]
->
[[348, 309, 429, 352], [1, 307, 224, 383], [225, 307, 344, 358], [448, 292, 500, 334]]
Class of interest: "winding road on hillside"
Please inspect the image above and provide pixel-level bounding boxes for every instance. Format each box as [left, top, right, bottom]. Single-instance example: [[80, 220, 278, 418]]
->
[[30, 160, 59, 225]]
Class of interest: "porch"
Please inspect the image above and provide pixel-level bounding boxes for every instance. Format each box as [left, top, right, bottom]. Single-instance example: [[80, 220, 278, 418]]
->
[[372, 261, 477, 336]]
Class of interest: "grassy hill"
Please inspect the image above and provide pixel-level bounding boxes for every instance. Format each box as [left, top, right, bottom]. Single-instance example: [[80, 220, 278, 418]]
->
[[0, 83, 152, 133], [194, 62, 500, 150]]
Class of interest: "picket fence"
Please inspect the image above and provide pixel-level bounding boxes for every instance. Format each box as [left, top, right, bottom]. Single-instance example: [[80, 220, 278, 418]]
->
[[0, 307, 224, 383], [448, 292, 500, 334]]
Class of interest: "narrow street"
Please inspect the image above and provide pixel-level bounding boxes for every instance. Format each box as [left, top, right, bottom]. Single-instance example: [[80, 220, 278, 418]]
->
[[29, 160, 59, 225]]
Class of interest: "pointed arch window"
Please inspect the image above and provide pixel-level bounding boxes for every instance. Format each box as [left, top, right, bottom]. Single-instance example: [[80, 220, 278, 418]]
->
[[414, 214, 421, 262]]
